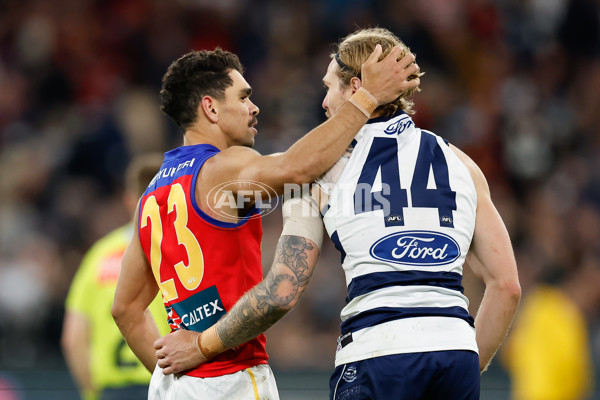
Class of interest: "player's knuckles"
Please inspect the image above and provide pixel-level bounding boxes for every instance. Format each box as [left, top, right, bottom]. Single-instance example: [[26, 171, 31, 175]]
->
[[387, 46, 403, 62], [172, 362, 185, 373], [403, 53, 416, 63], [400, 63, 414, 75], [397, 53, 415, 67], [404, 78, 420, 89], [406, 64, 419, 75]]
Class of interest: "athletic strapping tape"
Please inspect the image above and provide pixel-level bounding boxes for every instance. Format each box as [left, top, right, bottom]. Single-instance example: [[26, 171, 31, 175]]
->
[[348, 87, 378, 117], [281, 193, 323, 250]]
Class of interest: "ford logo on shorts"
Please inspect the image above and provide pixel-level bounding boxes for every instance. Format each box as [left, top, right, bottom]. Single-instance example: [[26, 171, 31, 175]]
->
[[370, 230, 460, 266]]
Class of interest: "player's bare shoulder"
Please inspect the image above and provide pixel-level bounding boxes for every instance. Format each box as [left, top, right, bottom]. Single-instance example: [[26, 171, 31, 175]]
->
[[200, 146, 261, 180], [197, 145, 286, 202], [449, 144, 490, 196], [208, 146, 261, 167]]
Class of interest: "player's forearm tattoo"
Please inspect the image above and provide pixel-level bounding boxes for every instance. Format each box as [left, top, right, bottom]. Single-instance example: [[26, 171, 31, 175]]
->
[[216, 236, 315, 349]]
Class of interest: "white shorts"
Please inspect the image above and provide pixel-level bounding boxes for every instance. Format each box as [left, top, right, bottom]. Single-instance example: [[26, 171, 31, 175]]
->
[[148, 363, 280, 400]]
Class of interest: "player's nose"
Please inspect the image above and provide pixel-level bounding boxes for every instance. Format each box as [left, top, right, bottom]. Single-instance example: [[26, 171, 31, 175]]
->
[[249, 99, 259, 116]]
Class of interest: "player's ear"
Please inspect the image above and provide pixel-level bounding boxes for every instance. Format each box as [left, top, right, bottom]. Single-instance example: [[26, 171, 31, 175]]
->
[[200, 96, 219, 123], [350, 76, 362, 94]]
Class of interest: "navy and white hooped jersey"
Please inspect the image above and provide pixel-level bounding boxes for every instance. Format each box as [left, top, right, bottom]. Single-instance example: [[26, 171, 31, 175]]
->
[[322, 110, 478, 367]]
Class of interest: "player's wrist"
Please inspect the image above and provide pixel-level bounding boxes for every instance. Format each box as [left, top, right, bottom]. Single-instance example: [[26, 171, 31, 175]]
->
[[194, 333, 208, 362], [196, 325, 228, 361], [348, 87, 379, 118]]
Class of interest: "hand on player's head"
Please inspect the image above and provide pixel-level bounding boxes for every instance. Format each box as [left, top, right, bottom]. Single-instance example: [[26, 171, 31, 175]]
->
[[360, 45, 420, 104]]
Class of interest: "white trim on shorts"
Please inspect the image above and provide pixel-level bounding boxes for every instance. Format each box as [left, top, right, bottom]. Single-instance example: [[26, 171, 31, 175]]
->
[[331, 364, 347, 400], [148, 363, 280, 400]]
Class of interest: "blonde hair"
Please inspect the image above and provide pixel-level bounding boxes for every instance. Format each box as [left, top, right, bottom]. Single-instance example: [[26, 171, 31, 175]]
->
[[333, 27, 423, 116]]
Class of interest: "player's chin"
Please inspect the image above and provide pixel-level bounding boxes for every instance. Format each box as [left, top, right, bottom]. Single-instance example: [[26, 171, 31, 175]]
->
[[246, 128, 257, 146], [241, 136, 255, 148]]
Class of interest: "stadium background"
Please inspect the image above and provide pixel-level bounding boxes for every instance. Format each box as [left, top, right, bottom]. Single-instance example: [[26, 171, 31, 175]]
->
[[1, 0, 600, 398]]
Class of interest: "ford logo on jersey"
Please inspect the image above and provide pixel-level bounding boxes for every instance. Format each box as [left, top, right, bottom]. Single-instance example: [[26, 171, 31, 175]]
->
[[384, 116, 414, 135], [370, 230, 460, 266]]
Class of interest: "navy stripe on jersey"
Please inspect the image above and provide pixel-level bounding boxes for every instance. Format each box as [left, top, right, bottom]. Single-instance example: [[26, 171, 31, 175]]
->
[[331, 231, 347, 264], [190, 159, 260, 229], [340, 306, 474, 335], [422, 129, 450, 147], [346, 270, 464, 303], [145, 144, 219, 193], [366, 109, 405, 125]]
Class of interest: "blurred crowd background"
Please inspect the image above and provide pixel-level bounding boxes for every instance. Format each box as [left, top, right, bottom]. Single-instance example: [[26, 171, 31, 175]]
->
[[1, 0, 600, 398]]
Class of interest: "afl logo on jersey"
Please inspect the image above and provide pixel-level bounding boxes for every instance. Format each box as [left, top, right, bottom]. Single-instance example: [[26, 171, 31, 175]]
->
[[370, 230, 460, 266]]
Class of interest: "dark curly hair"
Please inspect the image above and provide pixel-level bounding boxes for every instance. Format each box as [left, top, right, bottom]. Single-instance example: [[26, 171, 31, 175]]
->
[[159, 48, 244, 130]]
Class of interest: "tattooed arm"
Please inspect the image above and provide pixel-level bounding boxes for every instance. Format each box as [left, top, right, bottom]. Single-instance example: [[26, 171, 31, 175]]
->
[[218, 235, 318, 347], [153, 195, 323, 375]]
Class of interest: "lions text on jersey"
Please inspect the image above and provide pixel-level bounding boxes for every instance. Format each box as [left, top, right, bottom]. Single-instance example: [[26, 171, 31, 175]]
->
[[139, 144, 268, 377]]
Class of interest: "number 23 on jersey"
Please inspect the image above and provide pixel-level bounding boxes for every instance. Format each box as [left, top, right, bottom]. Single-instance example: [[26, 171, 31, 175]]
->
[[141, 183, 204, 302]]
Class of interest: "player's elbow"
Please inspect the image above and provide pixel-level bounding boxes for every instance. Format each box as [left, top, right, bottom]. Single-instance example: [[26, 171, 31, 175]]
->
[[500, 278, 522, 309], [281, 296, 300, 312], [111, 300, 128, 329], [274, 295, 297, 313], [271, 290, 302, 314], [509, 280, 522, 305]]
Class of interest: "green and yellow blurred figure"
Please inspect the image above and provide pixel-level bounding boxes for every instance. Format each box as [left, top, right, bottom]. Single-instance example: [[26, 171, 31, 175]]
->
[[502, 257, 600, 400], [62, 154, 170, 400]]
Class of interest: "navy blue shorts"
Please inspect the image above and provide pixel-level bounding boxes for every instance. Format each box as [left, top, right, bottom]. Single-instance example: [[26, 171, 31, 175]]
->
[[329, 350, 480, 400]]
